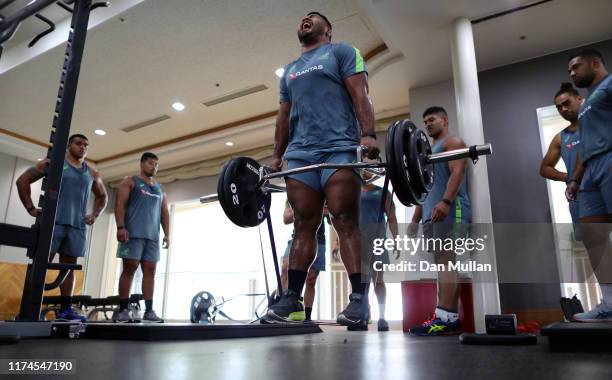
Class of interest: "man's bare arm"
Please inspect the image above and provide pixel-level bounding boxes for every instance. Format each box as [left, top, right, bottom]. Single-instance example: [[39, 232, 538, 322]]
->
[[114, 177, 133, 228], [443, 137, 468, 202], [272, 101, 292, 166], [87, 166, 108, 224], [540, 133, 567, 181], [161, 193, 170, 247], [15, 159, 48, 215]]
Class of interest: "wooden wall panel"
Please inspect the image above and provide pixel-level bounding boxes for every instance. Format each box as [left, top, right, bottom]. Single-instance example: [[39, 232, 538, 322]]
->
[[0, 263, 84, 320]]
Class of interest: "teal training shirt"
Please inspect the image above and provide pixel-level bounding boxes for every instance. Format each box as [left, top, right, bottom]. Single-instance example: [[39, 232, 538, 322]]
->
[[55, 160, 93, 229], [560, 127, 581, 179], [125, 176, 163, 240], [360, 186, 386, 225], [279, 43, 367, 159], [577, 74, 612, 164], [421, 138, 471, 224]]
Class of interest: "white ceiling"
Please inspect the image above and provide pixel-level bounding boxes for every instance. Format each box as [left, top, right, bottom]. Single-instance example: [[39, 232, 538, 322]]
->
[[1, 0, 394, 178], [1, 0, 611, 179], [360, 0, 612, 88]]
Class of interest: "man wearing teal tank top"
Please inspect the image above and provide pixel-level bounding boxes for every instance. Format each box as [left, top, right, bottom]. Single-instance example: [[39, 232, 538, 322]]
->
[[540, 83, 582, 239], [409, 107, 471, 336], [360, 171, 398, 331], [565, 49, 612, 322], [16, 134, 108, 321], [114, 152, 170, 323]]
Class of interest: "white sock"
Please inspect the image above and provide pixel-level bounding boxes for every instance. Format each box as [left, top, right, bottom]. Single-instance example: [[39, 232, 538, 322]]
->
[[378, 304, 386, 319], [435, 307, 459, 323], [600, 284, 612, 304]]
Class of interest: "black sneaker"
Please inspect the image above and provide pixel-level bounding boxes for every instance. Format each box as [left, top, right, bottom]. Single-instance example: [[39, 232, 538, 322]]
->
[[337, 293, 368, 330], [377, 318, 389, 331], [266, 289, 304, 322]]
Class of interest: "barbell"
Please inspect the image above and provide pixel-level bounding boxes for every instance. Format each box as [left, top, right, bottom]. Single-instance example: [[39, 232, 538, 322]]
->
[[200, 119, 492, 227]]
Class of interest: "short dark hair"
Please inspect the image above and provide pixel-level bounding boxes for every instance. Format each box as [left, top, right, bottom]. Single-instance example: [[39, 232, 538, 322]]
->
[[307, 12, 332, 29], [140, 152, 158, 163], [554, 82, 580, 99], [568, 48, 605, 64], [68, 134, 88, 143], [422, 106, 448, 119]]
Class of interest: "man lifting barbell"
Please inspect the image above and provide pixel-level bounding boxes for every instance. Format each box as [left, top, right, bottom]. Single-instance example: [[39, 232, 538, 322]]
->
[[266, 11, 379, 328]]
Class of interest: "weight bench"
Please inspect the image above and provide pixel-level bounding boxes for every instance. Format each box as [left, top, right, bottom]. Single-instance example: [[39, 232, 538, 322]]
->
[[41, 295, 92, 320], [86, 294, 144, 320]]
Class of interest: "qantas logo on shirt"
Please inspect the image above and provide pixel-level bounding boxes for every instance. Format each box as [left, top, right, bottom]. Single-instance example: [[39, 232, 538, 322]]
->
[[140, 188, 161, 199], [289, 65, 324, 80], [578, 105, 592, 120], [138, 183, 161, 198], [566, 140, 580, 149]]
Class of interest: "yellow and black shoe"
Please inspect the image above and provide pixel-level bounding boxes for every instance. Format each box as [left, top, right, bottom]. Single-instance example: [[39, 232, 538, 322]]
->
[[409, 314, 460, 336], [266, 290, 305, 322]]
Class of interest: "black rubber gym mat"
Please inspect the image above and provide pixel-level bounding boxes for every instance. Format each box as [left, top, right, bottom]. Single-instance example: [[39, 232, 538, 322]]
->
[[542, 322, 612, 352], [459, 333, 537, 345], [81, 322, 322, 341]]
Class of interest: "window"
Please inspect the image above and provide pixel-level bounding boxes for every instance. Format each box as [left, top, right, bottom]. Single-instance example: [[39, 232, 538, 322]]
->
[[537, 105, 601, 309], [164, 195, 292, 321], [163, 180, 409, 322]]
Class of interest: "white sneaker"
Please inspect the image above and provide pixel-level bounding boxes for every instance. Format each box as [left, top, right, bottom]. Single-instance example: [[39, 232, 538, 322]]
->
[[572, 301, 612, 322], [130, 306, 142, 322], [143, 310, 163, 323], [113, 309, 131, 323]]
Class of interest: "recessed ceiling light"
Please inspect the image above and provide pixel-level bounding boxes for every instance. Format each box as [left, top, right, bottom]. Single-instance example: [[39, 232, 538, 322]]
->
[[94, 129, 106, 136], [275, 67, 285, 78], [172, 102, 185, 111], [37, 158, 43, 161], [225, 141, 234, 147]]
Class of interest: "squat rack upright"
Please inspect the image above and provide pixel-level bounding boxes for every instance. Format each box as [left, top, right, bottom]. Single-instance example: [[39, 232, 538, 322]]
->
[[0, 0, 100, 336]]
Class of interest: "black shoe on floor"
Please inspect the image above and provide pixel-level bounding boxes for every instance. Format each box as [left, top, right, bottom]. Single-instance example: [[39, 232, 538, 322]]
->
[[266, 289, 304, 322], [337, 293, 368, 330], [377, 318, 389, 331]]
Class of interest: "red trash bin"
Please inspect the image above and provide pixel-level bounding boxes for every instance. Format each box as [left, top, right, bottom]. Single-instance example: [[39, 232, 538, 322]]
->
[[401, 280, 475, 333]]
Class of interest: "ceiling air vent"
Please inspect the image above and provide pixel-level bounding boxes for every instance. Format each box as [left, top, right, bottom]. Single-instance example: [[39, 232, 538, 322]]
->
[[202, 84, 268, 107], [121, 115, 171, 133]]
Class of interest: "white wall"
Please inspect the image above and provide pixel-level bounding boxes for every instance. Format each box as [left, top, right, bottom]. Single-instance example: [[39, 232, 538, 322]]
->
[[0, 147, 113, 298], [0, 152, 42, 264], [409, 80, 458, 133]]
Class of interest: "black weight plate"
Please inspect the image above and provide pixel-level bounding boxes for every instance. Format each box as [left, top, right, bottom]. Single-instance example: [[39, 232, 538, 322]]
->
[[218, 159, 245, 227], [408, 128, 434, 194], [216, 160, 236, 225], [394, 120, 427, 205], [190, 291, 216, 324], [218, 157, 271, 227], [385, 120, 400, 197], [386, 120, 418, 207]]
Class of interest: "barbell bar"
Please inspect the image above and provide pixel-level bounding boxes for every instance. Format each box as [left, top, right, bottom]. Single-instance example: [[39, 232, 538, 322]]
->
[[200, 119, 493, 227]]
